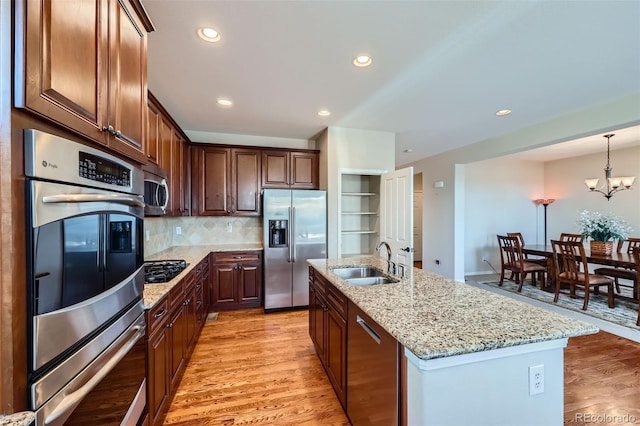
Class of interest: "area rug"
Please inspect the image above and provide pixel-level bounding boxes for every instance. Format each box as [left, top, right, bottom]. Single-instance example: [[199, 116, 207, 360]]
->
[[471, 276, 639, 330]]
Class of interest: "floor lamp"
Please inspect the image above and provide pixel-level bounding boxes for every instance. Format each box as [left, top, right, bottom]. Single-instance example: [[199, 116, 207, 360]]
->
[[534, 199, 555, 245]]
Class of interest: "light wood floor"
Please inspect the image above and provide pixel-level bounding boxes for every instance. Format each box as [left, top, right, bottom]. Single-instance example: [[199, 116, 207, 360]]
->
[[163, 309, 349, 425], [165, 309, 640, 425]]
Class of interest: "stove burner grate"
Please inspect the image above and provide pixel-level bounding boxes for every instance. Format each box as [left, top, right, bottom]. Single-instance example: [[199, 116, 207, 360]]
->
[[144, 259, 188, 283]]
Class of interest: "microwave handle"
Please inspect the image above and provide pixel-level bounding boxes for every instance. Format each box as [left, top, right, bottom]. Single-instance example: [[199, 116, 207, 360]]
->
[[42, 193, 145, 208], [159, 179, 169, 211]]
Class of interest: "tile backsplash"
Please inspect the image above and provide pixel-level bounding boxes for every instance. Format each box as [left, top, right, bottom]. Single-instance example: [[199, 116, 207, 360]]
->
[[144, 216, 262, 256]]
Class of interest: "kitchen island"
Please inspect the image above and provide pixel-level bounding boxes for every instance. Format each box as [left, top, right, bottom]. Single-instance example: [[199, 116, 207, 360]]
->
[[308, 256, 598, 426]]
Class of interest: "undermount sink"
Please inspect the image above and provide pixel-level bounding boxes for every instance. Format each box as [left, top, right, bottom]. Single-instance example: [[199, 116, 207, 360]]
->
[[345, 276, 399, 286], [330, 266, 384, 279]]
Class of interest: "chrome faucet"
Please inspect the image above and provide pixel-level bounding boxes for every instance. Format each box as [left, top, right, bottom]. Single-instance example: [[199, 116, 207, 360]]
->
[[376, 241, 397, 275]]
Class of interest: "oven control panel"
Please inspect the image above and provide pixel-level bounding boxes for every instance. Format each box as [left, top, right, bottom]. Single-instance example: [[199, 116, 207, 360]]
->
[[79, 152, 131, 187]]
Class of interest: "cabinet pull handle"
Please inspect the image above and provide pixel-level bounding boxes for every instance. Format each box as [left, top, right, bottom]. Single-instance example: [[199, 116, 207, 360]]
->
[[153, 309, 166, 319], [101, 125, 115, 135], [233, 256, 242, 259]]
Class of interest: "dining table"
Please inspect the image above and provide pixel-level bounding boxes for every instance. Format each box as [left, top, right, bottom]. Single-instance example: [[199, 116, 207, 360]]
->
[[521, 244, 637, 301]]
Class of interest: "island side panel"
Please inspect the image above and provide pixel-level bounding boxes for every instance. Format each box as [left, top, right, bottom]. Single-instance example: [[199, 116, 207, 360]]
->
[[405, 340, 565, 426]]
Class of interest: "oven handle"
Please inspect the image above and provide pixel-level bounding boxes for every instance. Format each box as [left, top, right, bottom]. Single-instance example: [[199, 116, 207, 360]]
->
[[43, 322, 145, 426], [42, 193, 145, 207]]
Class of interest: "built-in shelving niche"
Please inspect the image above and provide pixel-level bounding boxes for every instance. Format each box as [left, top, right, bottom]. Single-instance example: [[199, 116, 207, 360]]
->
[[339, 173, 381, 258]]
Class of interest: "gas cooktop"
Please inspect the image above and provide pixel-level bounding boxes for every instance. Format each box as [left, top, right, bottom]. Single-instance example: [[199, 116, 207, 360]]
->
[[144, 259, 188, 284]]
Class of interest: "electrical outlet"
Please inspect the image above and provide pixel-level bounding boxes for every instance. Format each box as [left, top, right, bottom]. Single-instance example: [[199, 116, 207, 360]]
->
[[435, 259, 440, 265], [482, 257, 487, 262], [175, 226, 182, 235], [529, 364, 544, 395], [145, 230, 150, 241], [227, 221, 233, 233]]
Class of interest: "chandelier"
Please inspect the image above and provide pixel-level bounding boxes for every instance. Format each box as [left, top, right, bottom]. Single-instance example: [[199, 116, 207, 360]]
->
[[584, 133, 635, 200]]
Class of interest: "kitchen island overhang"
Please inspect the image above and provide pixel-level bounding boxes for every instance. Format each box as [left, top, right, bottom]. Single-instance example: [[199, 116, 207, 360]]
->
[[308, 256, 597, 426]]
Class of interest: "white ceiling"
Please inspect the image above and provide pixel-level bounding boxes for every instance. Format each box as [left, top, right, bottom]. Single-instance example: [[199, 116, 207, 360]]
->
[[143, 1, 640, 166]]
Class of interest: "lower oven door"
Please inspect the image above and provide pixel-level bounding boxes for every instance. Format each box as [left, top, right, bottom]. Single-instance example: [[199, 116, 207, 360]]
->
[[33, 311, 147, 426]]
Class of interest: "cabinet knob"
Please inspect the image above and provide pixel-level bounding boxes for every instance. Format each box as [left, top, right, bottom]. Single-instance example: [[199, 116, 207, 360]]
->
[[101, 125, 116, 135], [115, 130, 122, 138]]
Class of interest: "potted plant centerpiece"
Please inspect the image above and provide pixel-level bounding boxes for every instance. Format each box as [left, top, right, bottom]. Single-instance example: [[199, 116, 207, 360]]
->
[[577, 210, 631, 256]]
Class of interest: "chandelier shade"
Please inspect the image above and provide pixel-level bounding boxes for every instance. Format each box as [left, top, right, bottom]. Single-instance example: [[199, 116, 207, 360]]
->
[[584, 133, 635, 200]]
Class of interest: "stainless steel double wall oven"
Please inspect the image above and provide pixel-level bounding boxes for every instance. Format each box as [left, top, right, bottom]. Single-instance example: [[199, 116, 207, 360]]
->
[[25, 130, 147, 426]]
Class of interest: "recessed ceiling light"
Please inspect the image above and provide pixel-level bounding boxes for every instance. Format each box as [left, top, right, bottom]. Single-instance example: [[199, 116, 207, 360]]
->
[[197, 27, 221, 42], [317, 110, 331, 117], [495, 109, 512, 116], [217, 98, 233, 107], [353, 55, 372, 67]]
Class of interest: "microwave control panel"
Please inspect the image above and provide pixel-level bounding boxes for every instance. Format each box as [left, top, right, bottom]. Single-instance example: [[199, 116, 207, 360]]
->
[[79, 152, 131, 187]]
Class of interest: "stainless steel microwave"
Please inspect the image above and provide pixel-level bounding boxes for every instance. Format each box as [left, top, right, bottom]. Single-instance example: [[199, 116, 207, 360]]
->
[[143, 164, 169, 216]]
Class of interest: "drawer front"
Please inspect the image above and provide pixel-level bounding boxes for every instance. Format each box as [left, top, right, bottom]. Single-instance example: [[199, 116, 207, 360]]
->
[[147, 297, 169, 333], [212, 251, 262, 263], [169, 279, 185, 311], [325, 282, 347, 319]]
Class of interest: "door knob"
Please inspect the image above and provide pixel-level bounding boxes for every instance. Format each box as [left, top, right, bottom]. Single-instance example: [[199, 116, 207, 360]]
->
[[400, 247, 415, 252]]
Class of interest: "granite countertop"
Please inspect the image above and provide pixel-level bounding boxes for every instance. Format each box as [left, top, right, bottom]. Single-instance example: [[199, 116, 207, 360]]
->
[[308, 256, 598, 361], [143, 244, 263, 308], [0, 412, 34, 426]]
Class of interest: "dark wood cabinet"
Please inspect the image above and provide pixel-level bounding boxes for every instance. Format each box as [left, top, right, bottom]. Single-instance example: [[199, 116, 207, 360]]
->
[[148, 91, 190, 216], [211, 251, 263, 310], [15, 0, 152, 163], [146, 299, 170, 424], [308, 268, 347, 409], [262, 150, 319, 189], [146, 100, 161, 165], [145, 258, 209, 426], [191, 146, 261, 216]]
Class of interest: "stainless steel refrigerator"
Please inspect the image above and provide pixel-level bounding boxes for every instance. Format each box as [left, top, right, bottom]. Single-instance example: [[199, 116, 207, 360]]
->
[[263, 189, 327, 311]]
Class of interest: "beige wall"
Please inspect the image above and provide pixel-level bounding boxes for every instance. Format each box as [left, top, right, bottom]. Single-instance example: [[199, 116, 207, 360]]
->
[[404, 93, 640, 281], [319, 127, 395, 258]]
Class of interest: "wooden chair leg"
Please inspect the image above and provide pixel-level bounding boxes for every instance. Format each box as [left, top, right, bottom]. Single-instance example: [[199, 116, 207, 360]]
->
[[607, 283, 614, 308], [582, 285, 590, 310], [554, 280, 561, 303]]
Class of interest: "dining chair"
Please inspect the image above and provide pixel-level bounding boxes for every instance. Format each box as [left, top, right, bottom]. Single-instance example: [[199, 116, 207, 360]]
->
[[593, 238, 640, 298], [631, 247, 640, 326], [497, 235, 546, 292], [551, 239, 614, 311]]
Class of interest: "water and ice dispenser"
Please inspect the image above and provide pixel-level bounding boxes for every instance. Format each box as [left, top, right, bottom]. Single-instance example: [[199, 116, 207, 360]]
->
[[269, 220, 288, 248]]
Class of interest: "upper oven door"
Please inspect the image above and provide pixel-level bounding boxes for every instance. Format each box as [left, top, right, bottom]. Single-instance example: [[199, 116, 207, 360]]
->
[[28, 179, 145, 373]]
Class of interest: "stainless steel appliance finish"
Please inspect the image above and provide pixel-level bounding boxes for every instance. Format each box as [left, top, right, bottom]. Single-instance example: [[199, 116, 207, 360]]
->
[[33, 308, 146, 426], [263, 189, 327, 310], [347, 302, 399, 426], [25, 129, 146, 426], [142, 163, 169, 216]]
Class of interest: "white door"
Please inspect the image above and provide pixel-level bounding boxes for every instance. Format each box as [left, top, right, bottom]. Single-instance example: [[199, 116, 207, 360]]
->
[[380, 167, 414, 269], [413, 191, 423, 262]]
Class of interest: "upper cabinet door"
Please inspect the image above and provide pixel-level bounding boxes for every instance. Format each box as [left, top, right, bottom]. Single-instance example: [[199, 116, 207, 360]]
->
[[106, 0, 147, 163], [192, 147, 231, 216], [290, 151, 319, 189], [232, 149, 261, 216], [15, 0, 150, 163], [15, 0, 109, 143], [261, 150, 290, 188], [261, 150, 319, 189]]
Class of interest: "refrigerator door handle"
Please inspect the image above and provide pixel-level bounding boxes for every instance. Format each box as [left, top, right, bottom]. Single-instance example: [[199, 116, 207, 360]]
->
[[287, 206, 292, 263], [291, 206, 296, 263]]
